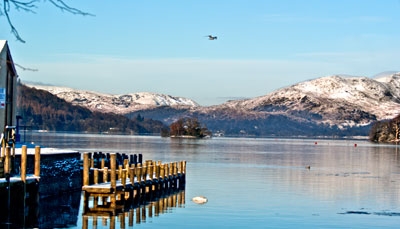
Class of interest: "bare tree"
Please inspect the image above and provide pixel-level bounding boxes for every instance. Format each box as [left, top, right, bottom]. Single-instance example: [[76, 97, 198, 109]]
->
[[1, 0, 93, 43]]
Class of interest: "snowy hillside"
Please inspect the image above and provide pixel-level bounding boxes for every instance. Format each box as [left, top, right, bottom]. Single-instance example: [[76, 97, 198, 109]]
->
[[25, 84, 199, 114], [218, 72, 400, 128], [25, 72, 400, 136]]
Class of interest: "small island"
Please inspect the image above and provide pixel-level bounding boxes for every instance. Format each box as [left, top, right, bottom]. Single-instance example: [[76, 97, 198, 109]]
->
[[163, 117, 211, 138], [369, 114, 400, 143]]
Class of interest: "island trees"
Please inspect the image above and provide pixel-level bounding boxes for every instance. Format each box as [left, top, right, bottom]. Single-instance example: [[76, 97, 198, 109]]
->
[[169, 117, 211, 138], [369, 114, 400, 143]]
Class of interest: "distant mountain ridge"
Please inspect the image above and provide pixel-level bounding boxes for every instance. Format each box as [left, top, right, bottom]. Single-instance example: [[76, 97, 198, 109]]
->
[[17, 84, 167, 134], [218, 73, 400, 127], [26, 84, 199, 114], [25, 72, 400, 137]]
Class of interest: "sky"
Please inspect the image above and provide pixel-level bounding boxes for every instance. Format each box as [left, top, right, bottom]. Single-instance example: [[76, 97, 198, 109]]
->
[[1, 0, 400, 106]]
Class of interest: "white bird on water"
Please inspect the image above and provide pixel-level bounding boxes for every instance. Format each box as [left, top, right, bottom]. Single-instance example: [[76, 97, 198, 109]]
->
[[192, 196, 208, 204]]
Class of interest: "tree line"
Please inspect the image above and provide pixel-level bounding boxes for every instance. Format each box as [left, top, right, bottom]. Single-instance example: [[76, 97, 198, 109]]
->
[[17, 83, 167, 134], [369, 114, 400, 143]]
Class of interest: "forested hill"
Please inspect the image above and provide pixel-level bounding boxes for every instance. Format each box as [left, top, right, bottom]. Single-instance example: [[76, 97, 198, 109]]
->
[[17, 83, 167, 134]]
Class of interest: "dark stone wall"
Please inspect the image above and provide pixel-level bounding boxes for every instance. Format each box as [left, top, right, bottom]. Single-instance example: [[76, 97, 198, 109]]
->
[[13, 152, 82, 197]]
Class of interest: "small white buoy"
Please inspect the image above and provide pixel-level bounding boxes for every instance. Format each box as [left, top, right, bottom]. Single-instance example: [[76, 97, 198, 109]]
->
[[192, 196, 208, 204]]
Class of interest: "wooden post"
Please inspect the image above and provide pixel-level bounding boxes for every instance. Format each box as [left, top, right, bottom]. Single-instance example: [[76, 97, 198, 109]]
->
[[155, 164, 160, 180], [103, 167, 108, 183], [121, 168, 126, 188], [118, 165, 123, 181], [173, 162, 177, 176], [124, 159, 129, 170], [169, 162, 173, 177], [110, 153, 117, 209], [136, 166, 142, 185], [82, 215, 88, 229], [4, 146, 10, 174], [129, 209, 134, 227], [93, 168, 99, 184], [34, 146, 40, 177], [83, 153, 89, 186], [21, 145, 27, 182], [142, 166, 147, 183], [101, 158, 105, 169], [148, 165, 153, 181], [160, 164, 165, 179], [130, 164, 135, 185]]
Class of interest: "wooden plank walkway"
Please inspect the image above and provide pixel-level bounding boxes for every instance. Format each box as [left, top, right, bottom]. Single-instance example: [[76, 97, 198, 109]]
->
[[81, 152, 186, 215]]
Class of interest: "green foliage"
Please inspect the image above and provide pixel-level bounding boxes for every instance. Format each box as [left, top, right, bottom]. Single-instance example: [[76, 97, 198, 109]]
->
[[17, 83, 167, 134]]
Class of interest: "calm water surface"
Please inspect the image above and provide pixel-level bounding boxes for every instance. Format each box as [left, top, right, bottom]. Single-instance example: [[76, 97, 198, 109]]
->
[[28, 132, 400, 228]]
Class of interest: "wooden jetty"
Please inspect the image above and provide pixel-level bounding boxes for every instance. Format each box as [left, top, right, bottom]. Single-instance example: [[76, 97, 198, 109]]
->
[[0, 145, 41, 224], [82, 152, 186, 215]]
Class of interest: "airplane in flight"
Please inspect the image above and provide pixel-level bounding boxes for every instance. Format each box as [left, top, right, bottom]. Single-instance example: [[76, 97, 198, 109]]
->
[[205, 35, 217, 40]]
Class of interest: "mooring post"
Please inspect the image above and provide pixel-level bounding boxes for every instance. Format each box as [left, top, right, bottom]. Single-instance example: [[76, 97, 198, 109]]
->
[[4, 146, 10, 174], [103, 167, 108, 183], [101, 158, 105, 169], [83, 153, 89, 186], [34, 146, 40, 177], [93, 168, 99, 184], [136, 165, 142, 185], [110, 153, 117, 208], [181, 160, 186, 185], [160, 163, 165, 189], [173, 162, 177, 188], [130, 164, 135, 185], [118, 165, 123, 181], [21, 145, 27, 182], [139, 154, 143, 164]]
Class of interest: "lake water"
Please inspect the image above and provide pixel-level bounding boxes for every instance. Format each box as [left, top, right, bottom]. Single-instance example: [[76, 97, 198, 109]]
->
[[23, 133, 400, 228]]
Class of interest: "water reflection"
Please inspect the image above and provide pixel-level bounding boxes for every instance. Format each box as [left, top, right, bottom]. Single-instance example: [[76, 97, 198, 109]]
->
[[82, 189, 185, 228], [38, 191, 81, 228]]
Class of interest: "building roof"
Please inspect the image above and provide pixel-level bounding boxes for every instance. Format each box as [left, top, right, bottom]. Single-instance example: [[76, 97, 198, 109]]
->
[[0, 40, 17, 77], [0, 40, 6, 49]]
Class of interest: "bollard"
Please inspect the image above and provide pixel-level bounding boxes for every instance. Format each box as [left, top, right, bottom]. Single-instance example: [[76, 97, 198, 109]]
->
[[103, 167, 108, 183], [34, 146, 40, 177], [93, 168, 99, 184], [138, 154, 143, 164], [118, 165, 123, 181], [130, 164, 135, 185], [21, 145, 27, 182], [83, 153, 89, 186], [101, 158, 105, 169], [110, 153, 117, 208], [4, 146, 10, 174], [136, 166, 142, 185]]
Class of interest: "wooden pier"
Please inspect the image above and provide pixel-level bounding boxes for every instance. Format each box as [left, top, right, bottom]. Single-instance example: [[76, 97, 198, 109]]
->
[[0, 145, 41, 225], [82, 152, 186, 215]]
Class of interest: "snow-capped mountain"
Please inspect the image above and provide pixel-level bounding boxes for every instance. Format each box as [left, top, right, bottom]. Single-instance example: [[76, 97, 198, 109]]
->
[[208, 72, 400, 129], [25, 84, 199, 114], [25, 72, 400, 136]]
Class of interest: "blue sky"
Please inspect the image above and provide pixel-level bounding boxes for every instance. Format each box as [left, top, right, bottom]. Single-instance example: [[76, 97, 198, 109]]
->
[[1, 0, 400, 106]]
